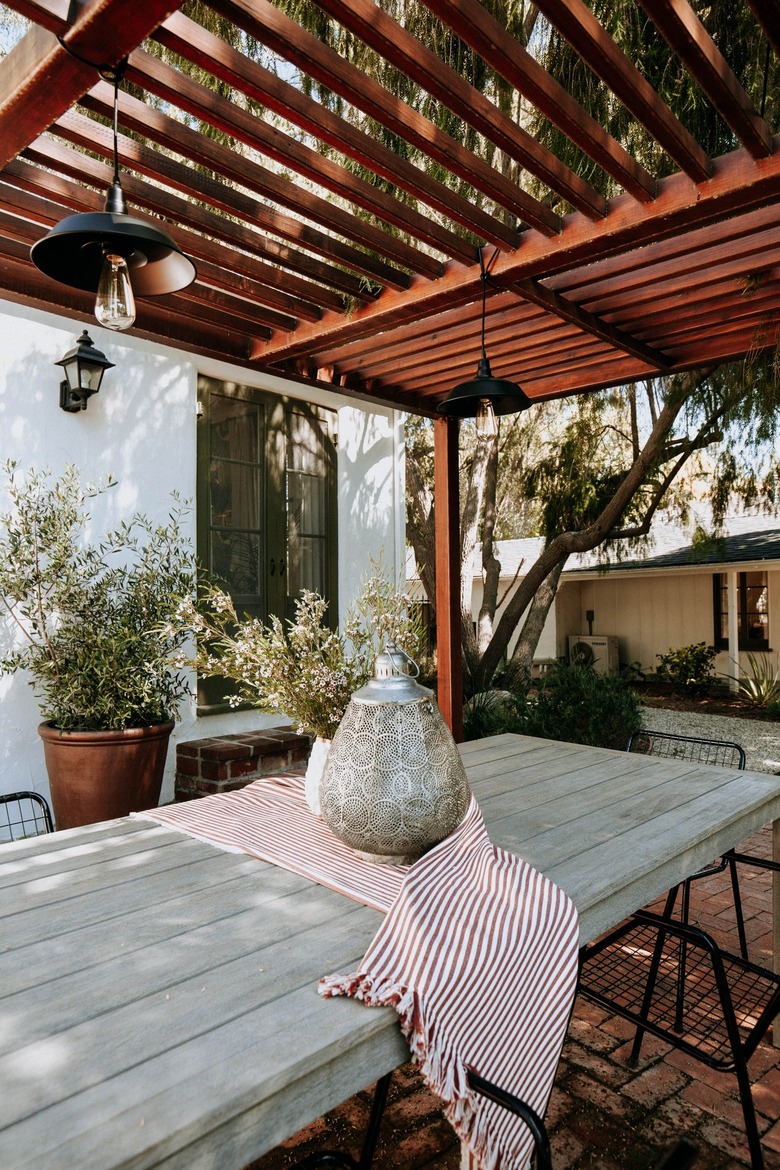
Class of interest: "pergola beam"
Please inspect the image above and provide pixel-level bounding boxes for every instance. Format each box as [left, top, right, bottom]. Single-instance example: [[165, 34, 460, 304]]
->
[[0, 1, 182, 168], [253, 136, 780, 364]]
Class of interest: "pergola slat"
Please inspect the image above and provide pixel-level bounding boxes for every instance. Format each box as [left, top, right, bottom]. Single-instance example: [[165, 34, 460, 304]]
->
[[532, 0, 711, 181], [745, 0, 780, 57], [126, 47, 478, 264], [308, 0, 608, 219], [422, 0, 658, 201], [154, 12, 519, 253], [637, 0, 774, 158], [211, 0, 563, 236]]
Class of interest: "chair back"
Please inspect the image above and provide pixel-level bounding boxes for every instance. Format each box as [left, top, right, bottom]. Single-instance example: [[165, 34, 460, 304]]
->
[[0, 791, 54, 842], [627, 730, 745, 770]]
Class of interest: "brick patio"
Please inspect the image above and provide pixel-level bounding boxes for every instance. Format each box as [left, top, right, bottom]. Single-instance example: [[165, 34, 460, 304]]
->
[[245, 825, 779, 1170]]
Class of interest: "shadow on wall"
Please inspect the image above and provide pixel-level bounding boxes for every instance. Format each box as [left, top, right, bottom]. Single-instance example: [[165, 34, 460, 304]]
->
[[338, 406, 399, 584]]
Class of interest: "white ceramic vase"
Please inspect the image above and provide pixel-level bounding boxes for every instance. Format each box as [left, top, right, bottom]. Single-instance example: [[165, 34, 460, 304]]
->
[[304, 736, 331, 816]]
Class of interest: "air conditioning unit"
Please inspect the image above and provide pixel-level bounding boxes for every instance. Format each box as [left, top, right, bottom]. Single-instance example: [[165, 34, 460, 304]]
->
[[568, 634, 619, 675]]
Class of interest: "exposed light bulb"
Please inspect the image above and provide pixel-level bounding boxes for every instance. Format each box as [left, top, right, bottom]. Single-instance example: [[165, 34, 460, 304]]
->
[[95, 252, 136, 331], [475, 397, 498, 440]]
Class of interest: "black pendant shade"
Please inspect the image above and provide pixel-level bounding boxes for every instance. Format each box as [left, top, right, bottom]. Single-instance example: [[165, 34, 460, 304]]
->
[[437, 355, 532, 418], [30, 57, 195, 320], [437, 252, 531, 421], [31, 182, 195, 297]]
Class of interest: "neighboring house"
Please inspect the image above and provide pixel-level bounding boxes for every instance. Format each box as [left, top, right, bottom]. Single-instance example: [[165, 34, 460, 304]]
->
[[416, 515, 780, 688], [0, 300, 405, 803], [560, 518, 780, 687]]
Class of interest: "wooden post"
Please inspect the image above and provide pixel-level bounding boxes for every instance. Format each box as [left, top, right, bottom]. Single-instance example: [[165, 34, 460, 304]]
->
[[433, 414, 463, 741]]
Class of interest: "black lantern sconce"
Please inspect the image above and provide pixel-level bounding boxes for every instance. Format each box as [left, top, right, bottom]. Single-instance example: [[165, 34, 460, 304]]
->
[[31, 57, 195, 331], [437, 249, 532, 438], [56, 330, 114, 413]]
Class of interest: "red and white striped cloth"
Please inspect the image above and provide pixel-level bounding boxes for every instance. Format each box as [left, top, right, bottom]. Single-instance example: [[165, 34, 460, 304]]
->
[[142, 775, 579, 1170]]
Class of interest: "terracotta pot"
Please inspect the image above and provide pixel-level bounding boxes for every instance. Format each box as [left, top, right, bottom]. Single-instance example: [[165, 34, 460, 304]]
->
[[38, 721, 174, 830]]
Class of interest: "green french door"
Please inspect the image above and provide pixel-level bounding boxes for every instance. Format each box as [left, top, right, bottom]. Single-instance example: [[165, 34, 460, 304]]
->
[[197, 376, 337, 712]]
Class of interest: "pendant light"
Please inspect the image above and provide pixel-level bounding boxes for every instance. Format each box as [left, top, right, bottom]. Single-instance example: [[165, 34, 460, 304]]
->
[[437, 250, 531, 436], [31, 59, 195, 330]]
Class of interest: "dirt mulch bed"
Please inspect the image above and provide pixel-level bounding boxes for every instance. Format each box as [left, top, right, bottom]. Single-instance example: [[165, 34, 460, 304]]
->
[[633, 682, 779, 721]]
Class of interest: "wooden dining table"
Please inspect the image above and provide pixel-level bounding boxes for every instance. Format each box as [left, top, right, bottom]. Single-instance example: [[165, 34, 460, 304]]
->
[[2, 732, 779, 1170]]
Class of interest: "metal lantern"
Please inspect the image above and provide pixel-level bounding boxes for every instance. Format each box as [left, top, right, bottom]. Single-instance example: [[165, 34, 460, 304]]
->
[[55, 330, 114, 413], [319, 645, 470, 865]]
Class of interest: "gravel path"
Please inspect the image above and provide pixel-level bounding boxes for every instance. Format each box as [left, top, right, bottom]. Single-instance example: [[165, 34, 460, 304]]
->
[[639, 705, 780, 774]]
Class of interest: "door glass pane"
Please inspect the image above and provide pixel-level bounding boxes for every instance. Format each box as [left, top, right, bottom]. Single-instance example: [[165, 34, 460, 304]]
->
[[209, 393, 264, 606], [743, 571, 768, 645], [714, 573, 728, 644], [286, 408, 329, 610]]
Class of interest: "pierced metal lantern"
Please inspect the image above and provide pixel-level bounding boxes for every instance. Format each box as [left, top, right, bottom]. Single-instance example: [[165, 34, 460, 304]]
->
[[319, 645, 470, 865]]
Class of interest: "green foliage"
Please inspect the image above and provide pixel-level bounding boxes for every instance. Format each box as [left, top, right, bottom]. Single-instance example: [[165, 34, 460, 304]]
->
[[738, 653, 780, 708], [463, 660, 641, 751], [463, 688, 514, 741], [178, 560, 424, 739], [656, 642, 718, 696], [0, 463, 197, 731]]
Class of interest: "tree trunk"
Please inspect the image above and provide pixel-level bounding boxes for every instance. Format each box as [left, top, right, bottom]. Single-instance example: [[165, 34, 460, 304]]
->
[[406, 453, 436, 606], [504, 558, 567, 691], [473, 378, 694, 689]]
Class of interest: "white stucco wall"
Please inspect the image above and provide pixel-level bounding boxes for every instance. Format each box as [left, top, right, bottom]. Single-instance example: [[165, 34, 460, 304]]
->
[[0, 300, 403, 805]]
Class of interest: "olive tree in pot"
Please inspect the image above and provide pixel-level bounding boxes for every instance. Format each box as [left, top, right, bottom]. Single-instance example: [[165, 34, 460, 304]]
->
[[0, 462, 196, 829]]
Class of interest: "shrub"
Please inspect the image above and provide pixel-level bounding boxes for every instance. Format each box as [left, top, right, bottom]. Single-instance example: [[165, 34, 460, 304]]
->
[[463, 660, 641, 751], [512, 660, 642, 750], [0, 462, 196, 730], [656, 642, 717, 696]]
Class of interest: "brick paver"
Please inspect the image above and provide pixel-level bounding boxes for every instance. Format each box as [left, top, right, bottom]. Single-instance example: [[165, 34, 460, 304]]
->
[[245, 825, 780, 1170]]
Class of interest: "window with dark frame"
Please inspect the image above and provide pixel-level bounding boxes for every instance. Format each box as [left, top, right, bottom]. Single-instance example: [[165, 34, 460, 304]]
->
[[713, 570, 769, 652], [197, 377, 337, 713]]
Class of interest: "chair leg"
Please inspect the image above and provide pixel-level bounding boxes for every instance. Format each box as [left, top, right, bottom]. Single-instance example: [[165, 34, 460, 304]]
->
[[466, 1068, 552, 1170], [732, 1045, 766, 1170], [629, 886, 681, 1067], [726, 852, 750, 960], [292, 1073, 393, 1170]]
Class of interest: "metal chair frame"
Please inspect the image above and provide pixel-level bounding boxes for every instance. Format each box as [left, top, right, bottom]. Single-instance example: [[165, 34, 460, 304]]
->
[[0, 790, 54, 841], [626, 730, 780, 962], [579, 892, 780, 1170]]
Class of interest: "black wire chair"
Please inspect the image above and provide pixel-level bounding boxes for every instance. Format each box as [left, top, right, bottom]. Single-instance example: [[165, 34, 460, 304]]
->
[[0, 790, 54, 842], [579, 898, 780, 1170], [291, 1067, 698, 1170], [626, 730, 779, 962]]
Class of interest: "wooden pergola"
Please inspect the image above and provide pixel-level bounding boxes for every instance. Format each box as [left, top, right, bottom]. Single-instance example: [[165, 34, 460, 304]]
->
[[0, 0, 779, 732]]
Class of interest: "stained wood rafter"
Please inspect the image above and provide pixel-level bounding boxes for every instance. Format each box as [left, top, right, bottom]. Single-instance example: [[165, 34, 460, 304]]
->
[[0, 0, 775, 414]]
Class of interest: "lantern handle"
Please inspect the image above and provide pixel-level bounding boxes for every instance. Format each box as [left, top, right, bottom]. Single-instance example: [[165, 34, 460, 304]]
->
[[385, 642, 420, 679]]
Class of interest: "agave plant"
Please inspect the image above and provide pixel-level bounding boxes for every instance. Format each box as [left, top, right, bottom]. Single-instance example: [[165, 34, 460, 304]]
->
[[738, 653, 780, 708]]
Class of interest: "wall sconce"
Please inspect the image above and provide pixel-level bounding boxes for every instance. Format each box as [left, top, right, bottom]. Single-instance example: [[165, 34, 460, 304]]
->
[[56, 330, 114, 413]]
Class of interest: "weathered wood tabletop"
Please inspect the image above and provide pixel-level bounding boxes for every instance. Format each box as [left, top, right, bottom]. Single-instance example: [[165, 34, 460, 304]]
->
[[2, 733, 779, 1170]]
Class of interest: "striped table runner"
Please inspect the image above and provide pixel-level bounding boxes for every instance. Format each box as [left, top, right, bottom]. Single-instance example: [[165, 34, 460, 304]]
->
[[142, 775, 579, 1170]]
